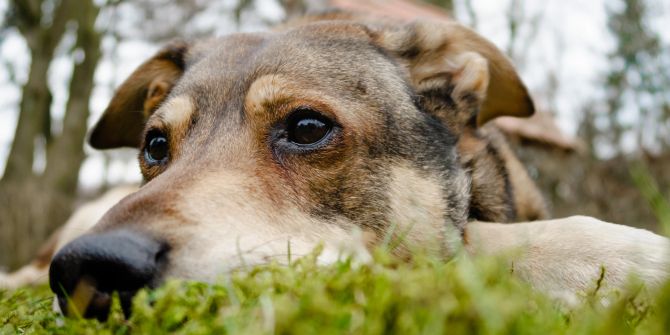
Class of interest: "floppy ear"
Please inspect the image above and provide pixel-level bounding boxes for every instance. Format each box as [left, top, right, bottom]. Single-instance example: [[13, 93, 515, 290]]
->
[[371, 20, 534, 127], [89, 42, 188, 149]]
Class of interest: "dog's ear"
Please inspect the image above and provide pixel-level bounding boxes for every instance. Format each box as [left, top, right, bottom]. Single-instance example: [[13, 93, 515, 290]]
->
[[371, 20, 534, 127], [89, 42, 188, 149]]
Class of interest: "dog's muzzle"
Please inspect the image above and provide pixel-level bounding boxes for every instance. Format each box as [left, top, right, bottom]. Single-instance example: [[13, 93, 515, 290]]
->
[[49, 229, 169, 320]]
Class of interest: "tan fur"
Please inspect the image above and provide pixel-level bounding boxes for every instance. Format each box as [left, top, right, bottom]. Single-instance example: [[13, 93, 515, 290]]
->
[[245, 75, 291, 116], [450, 52, 490, 101], [386, 163, 464, 258], [144, 80, 173, 115], [154, 96, 194, 132], [364, 19, 534, 125], [490, 128, 548, 220]]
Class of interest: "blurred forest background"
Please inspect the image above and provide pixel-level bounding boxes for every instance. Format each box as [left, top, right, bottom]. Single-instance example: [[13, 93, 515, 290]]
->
[[0, 0, 668, 270]]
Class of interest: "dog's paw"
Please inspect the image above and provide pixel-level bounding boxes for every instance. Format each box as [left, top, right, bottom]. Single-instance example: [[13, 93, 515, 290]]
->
[[466, 216, 670, 300], [559, 216, 670, 286]]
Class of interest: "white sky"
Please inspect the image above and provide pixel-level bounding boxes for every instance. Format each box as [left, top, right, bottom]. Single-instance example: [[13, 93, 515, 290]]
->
[[0, 0, 667, 190], [458, 0, 612, 133]]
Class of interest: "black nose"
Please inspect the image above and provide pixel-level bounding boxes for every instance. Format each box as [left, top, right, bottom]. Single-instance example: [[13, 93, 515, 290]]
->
[[49, 229, 169, 320]]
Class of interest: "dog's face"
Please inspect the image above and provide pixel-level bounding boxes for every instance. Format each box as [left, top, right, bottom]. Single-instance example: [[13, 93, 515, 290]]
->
[[49, 15, 534, 319]]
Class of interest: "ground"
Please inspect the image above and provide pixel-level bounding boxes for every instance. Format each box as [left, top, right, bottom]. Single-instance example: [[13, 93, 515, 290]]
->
[[2, 248, 670, 334]]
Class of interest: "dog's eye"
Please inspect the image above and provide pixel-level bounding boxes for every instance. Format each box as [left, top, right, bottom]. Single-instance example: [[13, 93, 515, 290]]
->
[[144, 132, 169, 164], [286, 109, 333, 145]]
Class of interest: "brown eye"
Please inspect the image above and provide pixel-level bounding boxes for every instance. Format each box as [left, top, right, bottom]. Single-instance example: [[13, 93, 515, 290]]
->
[[144, 131, 169, 165], [286, 109, 333, 145]]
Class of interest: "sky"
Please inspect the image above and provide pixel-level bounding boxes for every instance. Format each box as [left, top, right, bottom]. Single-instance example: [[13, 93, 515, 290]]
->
[[0, 0, 668, 190]]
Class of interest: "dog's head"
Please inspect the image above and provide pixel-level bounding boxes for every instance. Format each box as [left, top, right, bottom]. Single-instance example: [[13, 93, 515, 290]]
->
[[49, 15, 533, 319]]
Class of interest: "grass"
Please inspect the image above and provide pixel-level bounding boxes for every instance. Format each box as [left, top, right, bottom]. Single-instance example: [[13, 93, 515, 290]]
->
[[2, 248, 670, 335]]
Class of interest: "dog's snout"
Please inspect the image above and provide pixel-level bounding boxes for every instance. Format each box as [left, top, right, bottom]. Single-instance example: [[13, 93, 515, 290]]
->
[[49, 229, 169, 320]]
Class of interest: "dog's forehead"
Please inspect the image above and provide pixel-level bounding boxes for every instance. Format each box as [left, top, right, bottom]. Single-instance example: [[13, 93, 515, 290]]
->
[[175, 22, 395, 98]]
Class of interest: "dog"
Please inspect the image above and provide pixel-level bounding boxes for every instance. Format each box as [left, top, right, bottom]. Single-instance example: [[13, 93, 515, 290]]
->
[[2, 12, 668, 319]]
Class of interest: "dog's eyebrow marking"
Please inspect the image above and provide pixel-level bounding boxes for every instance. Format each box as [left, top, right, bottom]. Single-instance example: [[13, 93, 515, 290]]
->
[[156, 96, 195, 130], [244, 74, 293, 118]]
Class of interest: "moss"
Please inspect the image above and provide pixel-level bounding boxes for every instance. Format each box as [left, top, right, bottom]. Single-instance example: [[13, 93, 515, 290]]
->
[[1, 250, 668, 334]]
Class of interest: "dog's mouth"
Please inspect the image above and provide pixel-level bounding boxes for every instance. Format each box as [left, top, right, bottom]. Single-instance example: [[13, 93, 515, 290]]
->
[[49, 229, 169, 320]]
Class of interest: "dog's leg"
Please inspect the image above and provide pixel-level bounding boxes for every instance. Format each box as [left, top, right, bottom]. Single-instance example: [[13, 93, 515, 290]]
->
[[464, 216, 670, 301], [0, 263, 50, 290]]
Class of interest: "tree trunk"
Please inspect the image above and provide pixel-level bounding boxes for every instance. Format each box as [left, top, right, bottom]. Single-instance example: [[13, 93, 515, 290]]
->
[[1, 51, 51, 183], [1, 0, 73, 185], [44, 0, 102, 197], [0, 0, 102, 269]]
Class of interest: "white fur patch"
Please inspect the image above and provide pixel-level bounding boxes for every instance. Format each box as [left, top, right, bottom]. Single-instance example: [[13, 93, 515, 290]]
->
[[386, 164, 456, 257], [465, 216, 670, 302]]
